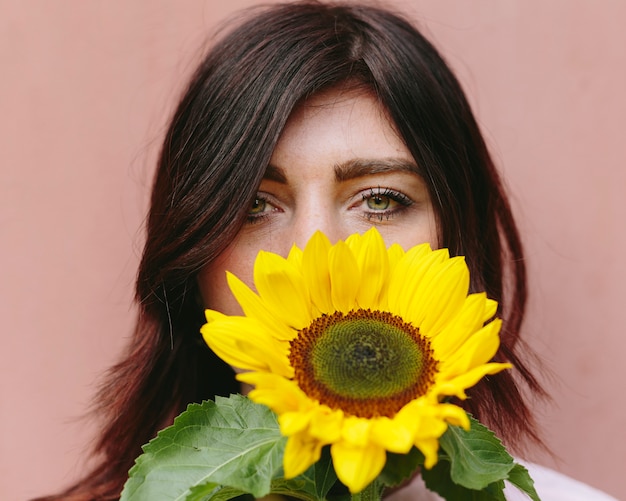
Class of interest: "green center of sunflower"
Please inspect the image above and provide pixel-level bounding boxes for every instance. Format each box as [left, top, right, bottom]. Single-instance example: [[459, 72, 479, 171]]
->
[[289, 309, 437, 418]]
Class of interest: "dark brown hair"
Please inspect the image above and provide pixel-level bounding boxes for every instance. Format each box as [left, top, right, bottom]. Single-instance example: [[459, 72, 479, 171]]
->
[[38, 2, 544, 499]]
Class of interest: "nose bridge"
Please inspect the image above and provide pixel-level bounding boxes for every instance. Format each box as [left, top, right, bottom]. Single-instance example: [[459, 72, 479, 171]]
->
[[291, 199, 342, 249]]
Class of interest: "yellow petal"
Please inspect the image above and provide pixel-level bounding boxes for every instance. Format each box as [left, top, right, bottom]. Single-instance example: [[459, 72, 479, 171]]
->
[[344, 231, 363, 249], [329, 241, 360, 312], [435, 362, 512, 399], [414, 437, 440, 469], [350, 227, 389, 307], [387, 245, 443, 321], [429, 292, 492, 360], [301, 231, 333, 314], [408, 404, 448, 440], [483, 298, 498, 322], [402, 256, 469, 336], [226, 272, 294, 341], [387, 242, 406, 271], [286, 244, 303, 267], [435, 403, 470, 430], [419, 257, 470, 335], [331, 441, 386, 494], [238, 372, 306, 414], [378, 243, 406, 310], [279, 410, 313, 435], [309, 407, 343, 443], [254, 251, 312, 329], [441, 319, 503, 376], [204, 309, 226, 323], [370, 417, 413, 453], [235, 338, 292, 378], [341, 416, 372, 447], [201, 316, 289, 374], [283, 432, 323, 479]]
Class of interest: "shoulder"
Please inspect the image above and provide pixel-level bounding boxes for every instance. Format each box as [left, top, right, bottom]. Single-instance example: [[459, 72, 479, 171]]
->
[[503, 461, 618, 501], [385, 461, 618, 501]]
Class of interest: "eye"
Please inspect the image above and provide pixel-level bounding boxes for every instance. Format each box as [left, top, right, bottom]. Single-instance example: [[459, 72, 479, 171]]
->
[[366, 193, 391, 210], [358, 187, 413, 221], [249, 197, 266, 215], [246, 194, 280, 224]]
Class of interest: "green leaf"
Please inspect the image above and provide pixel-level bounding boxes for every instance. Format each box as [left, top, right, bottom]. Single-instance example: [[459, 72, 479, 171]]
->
[[439, 416, 514, 490], [348, 479, 385, 501], [422, 459, 506, 501], [378, 447, 425, 488], [120, 395, 286, 501], [507, 463, 541, 501], [314, 447, 338, 498], [268, 471, 320, 500], [185, 483, 247, 501]]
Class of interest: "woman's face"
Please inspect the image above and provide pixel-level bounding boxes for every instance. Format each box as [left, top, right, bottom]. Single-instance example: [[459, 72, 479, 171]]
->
[[198, 86, 438, 315]]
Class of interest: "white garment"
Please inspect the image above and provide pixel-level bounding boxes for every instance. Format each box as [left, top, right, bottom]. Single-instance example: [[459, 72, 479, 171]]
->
[[503, 462, 617, 501], [387, 461, 618, 501]]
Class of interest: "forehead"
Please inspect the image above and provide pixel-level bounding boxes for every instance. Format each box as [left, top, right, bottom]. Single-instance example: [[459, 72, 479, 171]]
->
[[286, 85, 396, 133], [272, 86, 410, 170]]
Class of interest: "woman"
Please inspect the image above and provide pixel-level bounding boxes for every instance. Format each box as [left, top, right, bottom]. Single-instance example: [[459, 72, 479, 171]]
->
[[35, 2, 614, 500]]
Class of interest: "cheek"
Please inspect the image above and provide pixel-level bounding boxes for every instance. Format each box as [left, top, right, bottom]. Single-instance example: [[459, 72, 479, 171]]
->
[[197, 244, 257, 316], [409, 214, 439, 250], [379, 208, 440, 252], [197, 225, 296, 315]]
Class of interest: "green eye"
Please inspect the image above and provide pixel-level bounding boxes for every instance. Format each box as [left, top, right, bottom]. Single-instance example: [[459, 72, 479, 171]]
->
[[249, 198, 266, 215], [367, 194, 390, 210]]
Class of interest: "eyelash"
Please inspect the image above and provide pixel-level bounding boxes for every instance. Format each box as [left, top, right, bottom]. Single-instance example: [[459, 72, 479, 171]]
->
[[361, 187, 413, 221]]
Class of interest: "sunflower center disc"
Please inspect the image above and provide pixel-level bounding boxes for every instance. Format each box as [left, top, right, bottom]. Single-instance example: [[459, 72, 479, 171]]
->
[[289, 309, 437, 418]]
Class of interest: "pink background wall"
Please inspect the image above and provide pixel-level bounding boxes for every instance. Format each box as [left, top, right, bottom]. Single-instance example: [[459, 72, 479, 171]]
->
[[1, 1, 624, 500]]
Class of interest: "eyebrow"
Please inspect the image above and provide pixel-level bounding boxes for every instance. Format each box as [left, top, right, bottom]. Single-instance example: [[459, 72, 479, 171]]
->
[[333, 158, 420, 182], [263, 158, 420, 184], [263, 164, 288, 183]]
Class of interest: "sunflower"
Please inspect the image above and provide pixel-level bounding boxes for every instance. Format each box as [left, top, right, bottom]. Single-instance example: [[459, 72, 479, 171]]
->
[[201, 228, 511, 494]]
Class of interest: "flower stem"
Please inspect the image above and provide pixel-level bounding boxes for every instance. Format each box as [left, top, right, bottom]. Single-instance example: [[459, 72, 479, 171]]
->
[[350, 480, 384, 501]]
